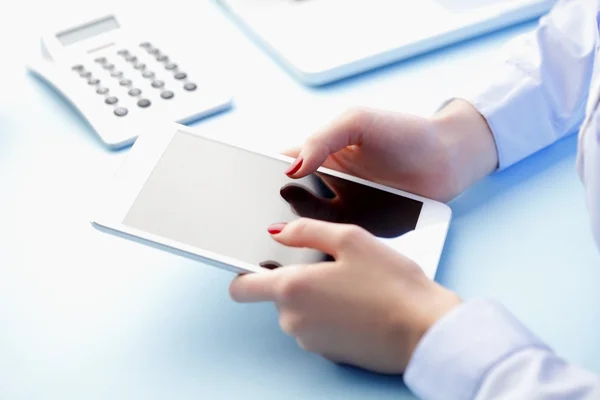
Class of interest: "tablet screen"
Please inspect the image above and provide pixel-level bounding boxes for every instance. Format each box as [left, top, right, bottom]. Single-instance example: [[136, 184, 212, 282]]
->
[[123, 130, 423, 268]]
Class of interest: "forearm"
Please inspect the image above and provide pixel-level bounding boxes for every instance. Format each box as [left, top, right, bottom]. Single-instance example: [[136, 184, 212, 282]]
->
[[404, 299, 600, 400], [430, 0, 598, 190]]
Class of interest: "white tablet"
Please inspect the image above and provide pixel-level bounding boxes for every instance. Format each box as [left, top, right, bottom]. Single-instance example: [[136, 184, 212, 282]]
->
[[92, 124, 452, 278]]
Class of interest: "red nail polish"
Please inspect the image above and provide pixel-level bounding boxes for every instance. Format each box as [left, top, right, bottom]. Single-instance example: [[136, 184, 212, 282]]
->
[[268, 223, 287, 235], [285, 157, 303, 176]]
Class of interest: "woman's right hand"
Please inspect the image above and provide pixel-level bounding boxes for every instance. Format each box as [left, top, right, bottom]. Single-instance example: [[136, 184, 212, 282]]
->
[[283, 99, 498, 202]]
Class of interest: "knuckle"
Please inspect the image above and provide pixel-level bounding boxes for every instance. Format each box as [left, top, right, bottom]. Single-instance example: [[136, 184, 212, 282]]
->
[[341, 107, 372, 131], [304, 135, 323, 149], [279, 313, 304, 336], [337, 224, 367, 248], [305, 136, 332, 161], [276, 273, 309, 303], [286, 218, 309, 238]]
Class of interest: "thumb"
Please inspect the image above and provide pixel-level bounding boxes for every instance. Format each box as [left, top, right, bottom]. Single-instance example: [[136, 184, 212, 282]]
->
[[285, 108, 374, 178]]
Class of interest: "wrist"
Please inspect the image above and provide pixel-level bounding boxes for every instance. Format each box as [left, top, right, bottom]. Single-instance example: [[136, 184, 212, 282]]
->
[[432, 99, 499, 192], [412, 284, 462, 355], [396, 278, 462, 370]]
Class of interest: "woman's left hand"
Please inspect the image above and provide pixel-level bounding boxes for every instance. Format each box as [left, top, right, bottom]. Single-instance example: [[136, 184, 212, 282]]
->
[[229, 218, 461, 374]]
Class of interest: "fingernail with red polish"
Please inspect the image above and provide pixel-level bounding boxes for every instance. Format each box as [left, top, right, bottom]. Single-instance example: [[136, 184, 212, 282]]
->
[[268, 223, 287, 235], [285, 157, 303, 176]]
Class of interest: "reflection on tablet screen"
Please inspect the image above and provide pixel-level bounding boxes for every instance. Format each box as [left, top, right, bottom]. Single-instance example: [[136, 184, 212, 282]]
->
[[123, 131, 423, 268]]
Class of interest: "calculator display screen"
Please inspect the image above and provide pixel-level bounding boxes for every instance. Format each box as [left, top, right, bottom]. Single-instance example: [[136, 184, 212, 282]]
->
[[122, 130, 423, 268], [56, 16, 120, 46]]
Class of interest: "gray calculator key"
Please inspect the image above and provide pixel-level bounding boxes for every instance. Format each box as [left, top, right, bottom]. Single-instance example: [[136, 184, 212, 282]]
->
[[149, 48, 160, 55], [119, 79, 132, 86], [151, 80, 165, 88], [95, 57, 107, 64], [165, 63, 177, 70], [125, 55, 137, 62], [96, 87, 109, 95], [128, 88, 142, 96], [137, 98, 151, 108], [174, 72, 187, 80], [140, 42, 152, 48], [72, 64, 84, 71], [142, 71, 155, 79], [88, 78, 100, 85], [110, 71, 123, 78], [103, 63, 115, 70], [184, 82, 197, 91], [117, 49, 129, 56], [134, 62, 146, 70], [114, 107, 128, 117], [105, 96, 118, 105], [79, 71, 91, 78], [160, 91, 174, 99], [156, 54, 168, 62]]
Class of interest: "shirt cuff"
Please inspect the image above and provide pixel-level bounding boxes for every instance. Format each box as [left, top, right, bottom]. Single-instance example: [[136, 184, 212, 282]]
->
[[436, 61, 562, 171], [403, 299, 552, 400]]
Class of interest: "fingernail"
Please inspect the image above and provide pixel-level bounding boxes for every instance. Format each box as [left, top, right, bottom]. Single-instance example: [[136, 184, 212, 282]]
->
[[285, 157, 303, 176], [267, 222, 287, 235]]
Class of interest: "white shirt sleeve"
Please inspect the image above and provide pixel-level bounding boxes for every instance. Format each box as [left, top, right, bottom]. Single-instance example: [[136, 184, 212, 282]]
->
[[455, 0, 599, 169], [404, 1, 600, 399], [404, 300, 600, 400]]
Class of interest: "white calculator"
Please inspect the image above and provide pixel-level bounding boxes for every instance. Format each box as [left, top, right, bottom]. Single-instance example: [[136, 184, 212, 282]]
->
[[27, 14, 233, 149]]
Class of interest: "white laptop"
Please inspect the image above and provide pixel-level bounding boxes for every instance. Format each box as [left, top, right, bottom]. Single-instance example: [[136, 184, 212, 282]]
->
[[215, 0, 557, 85]]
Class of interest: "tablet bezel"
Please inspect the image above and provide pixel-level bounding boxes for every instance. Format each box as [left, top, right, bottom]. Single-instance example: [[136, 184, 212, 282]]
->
[[92, 123, 452, 277]]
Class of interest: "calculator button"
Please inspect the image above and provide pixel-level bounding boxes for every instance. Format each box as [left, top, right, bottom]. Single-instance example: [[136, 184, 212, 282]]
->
[[72, 64, 84, 71], [117, 49, 129, 56], [151, 80, 165, 88], [128, 88, 142, 96], [137, 99, 151, 108], [134, 62, 146, 70], [105, 96, 118, 105], [103, 63, 115, 70], [140, 42, 152, 48], [148, 48, 160, 55], [156, 54, 168, 62], [174, 72, 187, 80], [184, 82, 197, 91], [114, 107, 128, 117], [160, 91, 174, 99], [79, 71, 91, 78], [95, 57, 107, 64], [165, 63, 177, 70], [88, 78, 100, 85], [119, 79, 132, 86], [125, 55, 137, 63], [110, 71, 123, 78], [96, 87, 109, 95], [142, 71, 155, 79]]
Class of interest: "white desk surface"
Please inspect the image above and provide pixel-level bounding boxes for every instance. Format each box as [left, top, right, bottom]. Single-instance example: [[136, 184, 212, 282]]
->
[[1, 1, 599, 399]]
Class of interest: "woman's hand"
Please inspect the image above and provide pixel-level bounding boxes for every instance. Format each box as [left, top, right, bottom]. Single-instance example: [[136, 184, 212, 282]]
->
[[283, 100, 498, 202], [229, 218, 461, 374]]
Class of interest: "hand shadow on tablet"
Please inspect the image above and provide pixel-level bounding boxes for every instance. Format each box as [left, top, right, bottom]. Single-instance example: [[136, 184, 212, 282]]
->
[[261, 173, 421, 270], [279, 172, 420, 239]]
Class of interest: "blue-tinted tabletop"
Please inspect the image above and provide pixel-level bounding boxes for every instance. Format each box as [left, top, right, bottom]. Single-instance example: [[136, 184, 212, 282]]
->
[[1, 2, 599, 399]]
